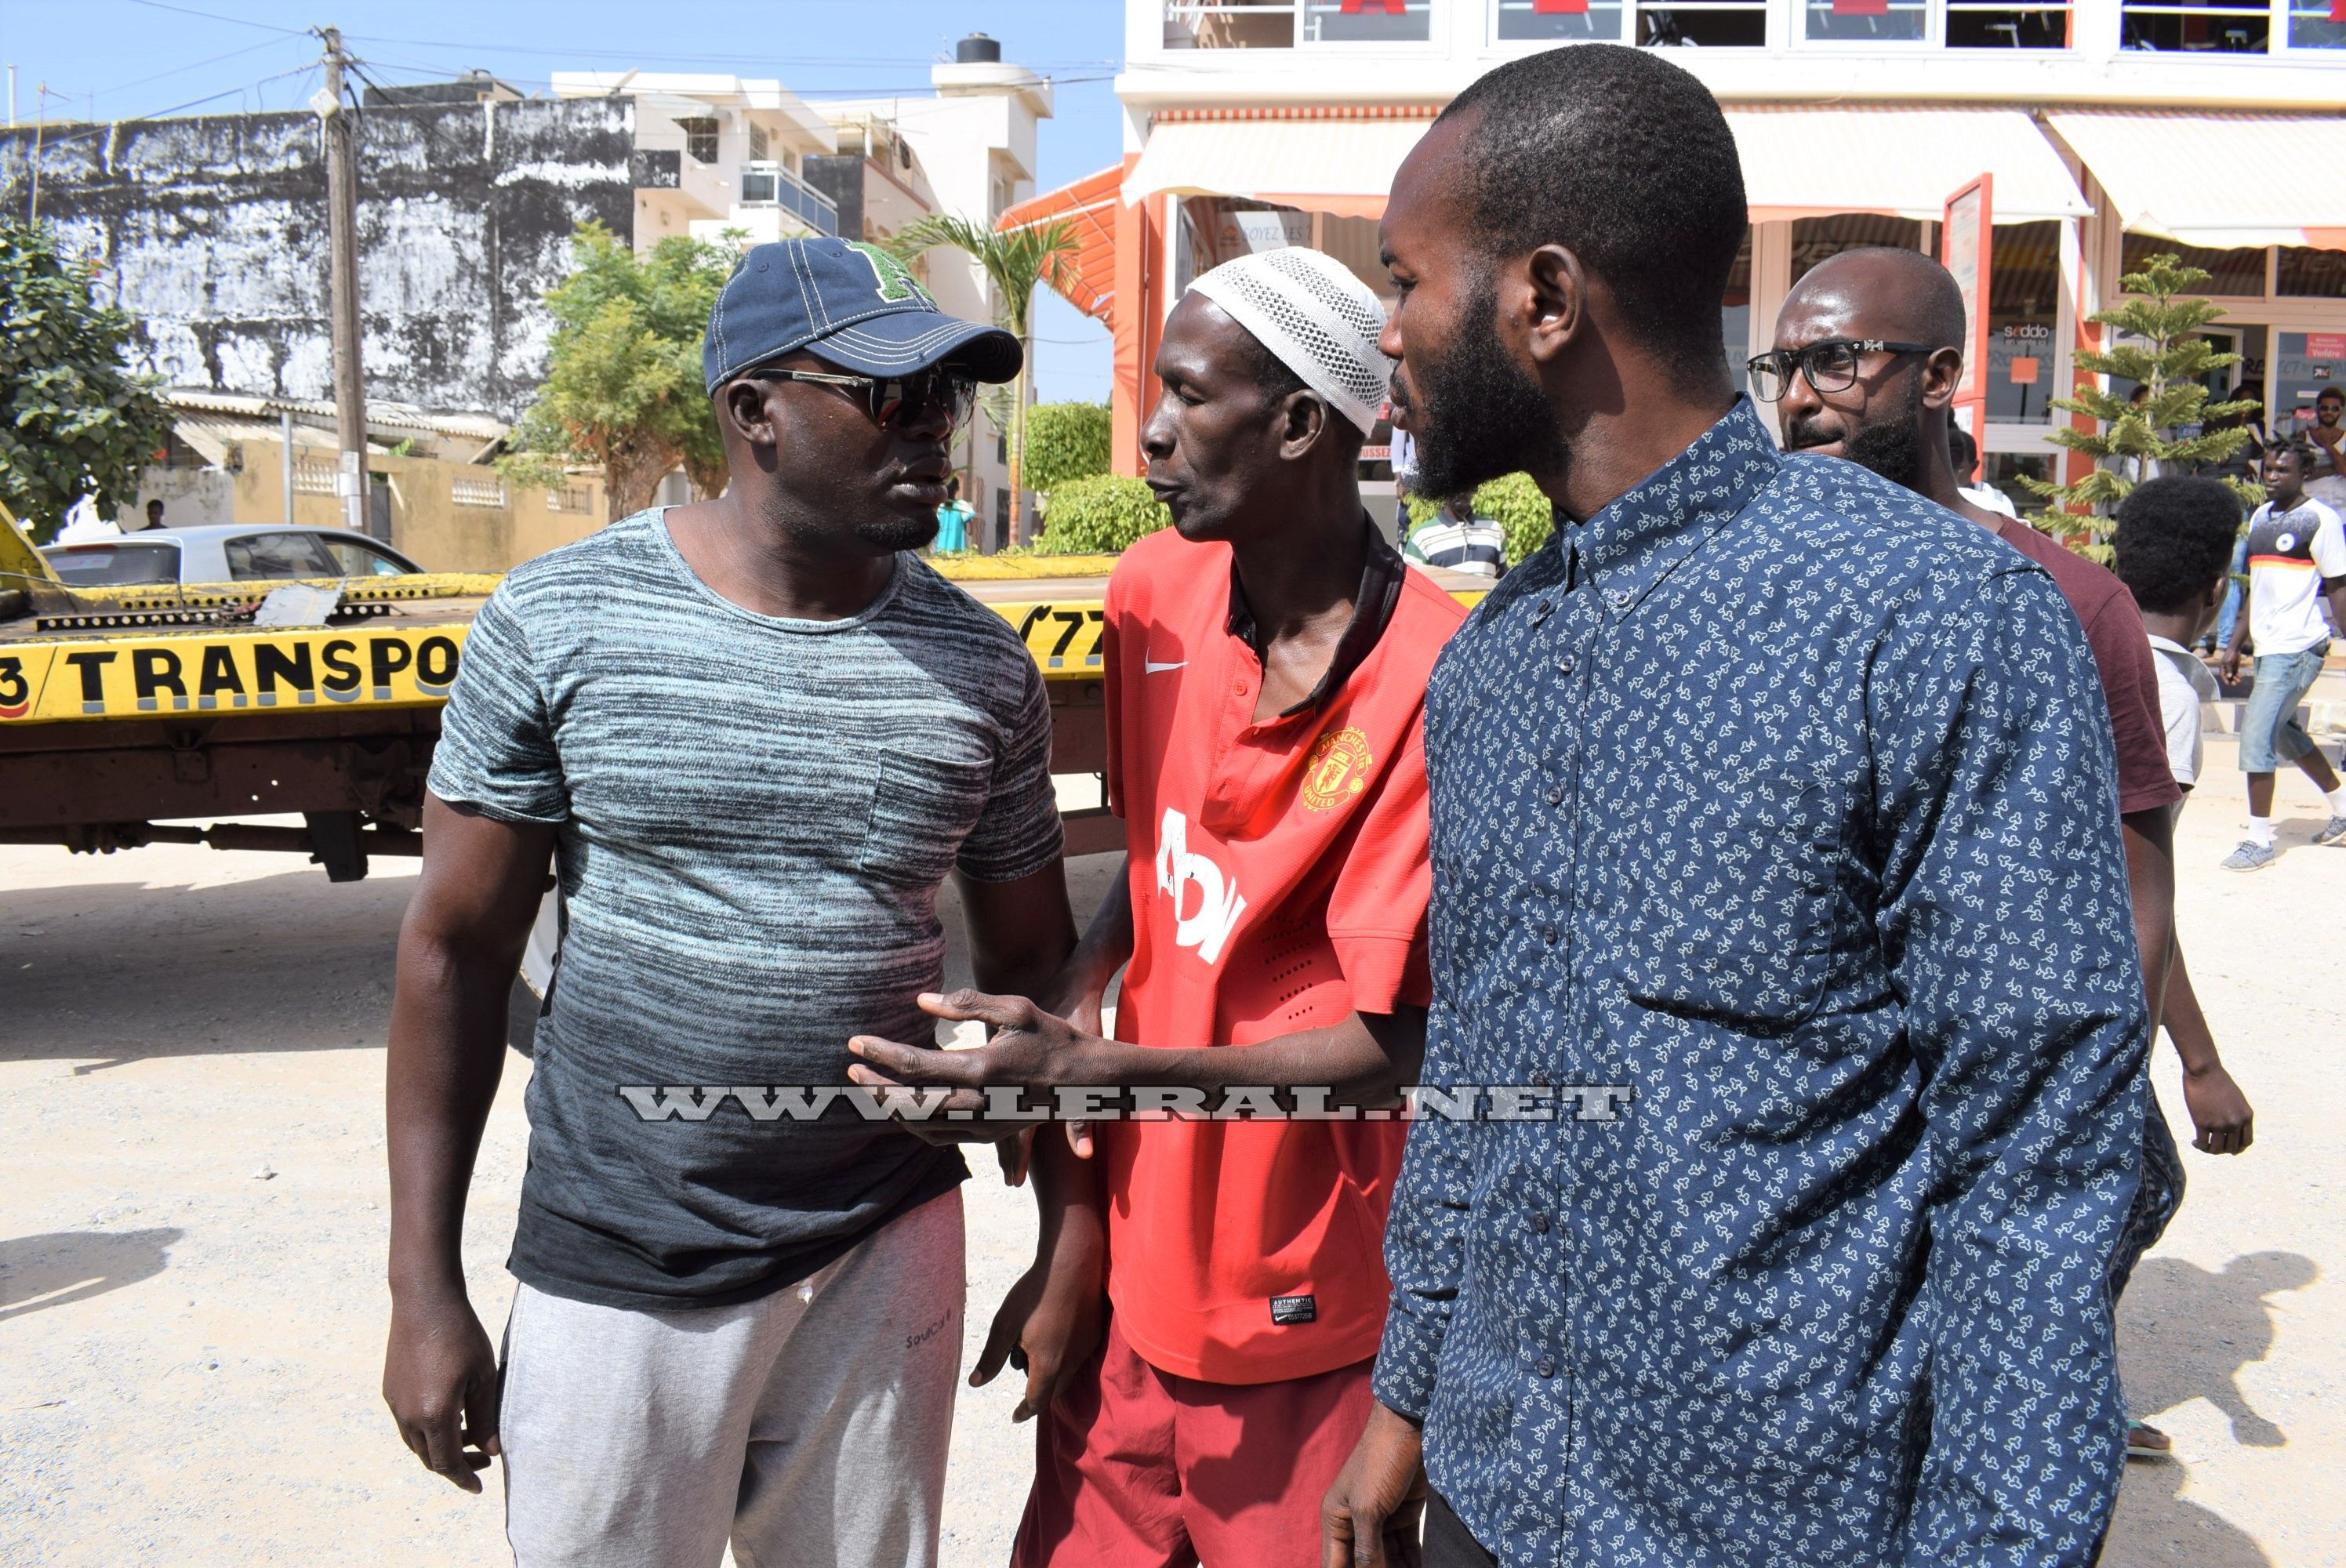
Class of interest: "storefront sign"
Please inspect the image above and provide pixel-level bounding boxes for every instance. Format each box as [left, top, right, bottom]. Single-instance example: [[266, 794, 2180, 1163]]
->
[[2008, 356, 2039, 386], [2308, 333, 2346, 362]]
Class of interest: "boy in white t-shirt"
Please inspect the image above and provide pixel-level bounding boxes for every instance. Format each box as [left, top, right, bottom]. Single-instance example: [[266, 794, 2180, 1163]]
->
[[2217, 442, 2346, 869], [2110, 476, 2259, 1459]]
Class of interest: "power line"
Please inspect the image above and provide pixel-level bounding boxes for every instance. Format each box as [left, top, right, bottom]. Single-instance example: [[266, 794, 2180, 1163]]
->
[[19, 63, 318, 147], [117, 0, 308, 34], [74, 34, 296, 107]]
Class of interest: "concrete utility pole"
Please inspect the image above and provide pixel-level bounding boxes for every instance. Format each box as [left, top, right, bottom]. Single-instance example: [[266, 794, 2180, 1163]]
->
[[314, 27, 367, 535]]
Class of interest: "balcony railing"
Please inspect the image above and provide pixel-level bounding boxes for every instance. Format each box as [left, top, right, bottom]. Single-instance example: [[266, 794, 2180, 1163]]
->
[[738, 161, 839, 236]]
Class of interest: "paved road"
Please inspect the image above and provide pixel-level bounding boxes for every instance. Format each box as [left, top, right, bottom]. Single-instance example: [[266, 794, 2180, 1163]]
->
[[0, 767, 2337, 1565]]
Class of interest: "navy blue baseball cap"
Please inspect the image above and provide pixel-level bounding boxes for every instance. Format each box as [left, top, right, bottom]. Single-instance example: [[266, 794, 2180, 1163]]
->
[[703, 238, 1022, 393]]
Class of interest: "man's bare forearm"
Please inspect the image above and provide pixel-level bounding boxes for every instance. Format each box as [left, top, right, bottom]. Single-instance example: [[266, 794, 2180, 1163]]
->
[[386, 798, 554, 1301], [2161, 936, 2222, 1076], [2122, 808, 2176, 1042], [386, 930, 520, 1298], [1067, 1009, 1426, 1106], [1044, 855, 1135, 1014]]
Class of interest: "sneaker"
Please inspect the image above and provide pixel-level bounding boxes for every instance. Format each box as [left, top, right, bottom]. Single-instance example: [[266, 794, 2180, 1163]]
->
[[2221, 840, 2275, 871], [2315, 815, 2346, 848]]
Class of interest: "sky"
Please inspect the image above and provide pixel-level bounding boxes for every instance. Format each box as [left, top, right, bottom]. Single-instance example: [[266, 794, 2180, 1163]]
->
[[0, 0, 1124, 401]]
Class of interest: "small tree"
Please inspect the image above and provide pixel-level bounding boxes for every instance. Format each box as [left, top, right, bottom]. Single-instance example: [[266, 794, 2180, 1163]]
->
[[888, 215, 1079, 548], [1034, 474, 1171, 555], [0, 220, 172, 544], [502, 224, 736, 520], [1023, 401, 1112, 495], [2023, 252, 2258, 541]]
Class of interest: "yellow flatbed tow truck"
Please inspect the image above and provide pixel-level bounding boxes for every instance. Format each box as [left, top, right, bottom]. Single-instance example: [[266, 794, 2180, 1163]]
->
[[2, 506, 1486, 880]]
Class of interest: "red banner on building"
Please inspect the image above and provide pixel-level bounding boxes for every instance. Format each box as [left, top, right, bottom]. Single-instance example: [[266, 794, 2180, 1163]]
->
[[1942, 174, 1995, 446]]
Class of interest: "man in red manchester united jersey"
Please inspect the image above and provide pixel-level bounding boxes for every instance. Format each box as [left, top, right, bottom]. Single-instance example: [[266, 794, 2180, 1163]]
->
[[850, 248, 1469, 1564]]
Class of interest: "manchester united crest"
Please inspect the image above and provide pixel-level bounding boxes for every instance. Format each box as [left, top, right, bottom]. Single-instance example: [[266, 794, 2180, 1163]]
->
[[1300, 725, 1374, 811]]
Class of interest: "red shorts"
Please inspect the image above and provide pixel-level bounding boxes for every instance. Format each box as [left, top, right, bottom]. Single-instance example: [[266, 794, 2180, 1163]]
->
[[1013, 1318, 1409, 1568]]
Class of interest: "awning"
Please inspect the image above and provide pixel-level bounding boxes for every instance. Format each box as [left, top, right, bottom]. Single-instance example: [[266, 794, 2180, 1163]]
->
[[999, 165, 1124, 328], [2044, 110, 2346, 252], [1124, 104, 2090, 229], [1725, 105, 2090, 224], [1122, 110, 1436, 221]]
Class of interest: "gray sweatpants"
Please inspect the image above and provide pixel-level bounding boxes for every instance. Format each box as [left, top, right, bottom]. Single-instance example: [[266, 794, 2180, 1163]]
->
[[500, 1188, 966, 1568]]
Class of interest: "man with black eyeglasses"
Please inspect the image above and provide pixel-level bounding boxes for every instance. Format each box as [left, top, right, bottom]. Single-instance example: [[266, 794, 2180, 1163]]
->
[[383, 238, 1080, 1566], [1766, 245, 2205, 1461]]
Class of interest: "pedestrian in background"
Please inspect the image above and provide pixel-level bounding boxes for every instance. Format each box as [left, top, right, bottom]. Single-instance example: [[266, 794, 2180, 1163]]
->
[[2304, 384, 2346, 509], [1401, 493, 1508, 579], [1768, 244, 2180, 1041], [383, 238, 1077, 1568], [2217, 440, 2346, 868], [2107, 474, 2259, 1457], [934, 473, 973, 553], [1327, 45, 2144, 1568], [1389, 419, 1419, 538]]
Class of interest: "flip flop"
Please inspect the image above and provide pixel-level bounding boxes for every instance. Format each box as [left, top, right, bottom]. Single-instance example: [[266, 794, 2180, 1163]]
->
[[2126, 1419, 2174, 1461]]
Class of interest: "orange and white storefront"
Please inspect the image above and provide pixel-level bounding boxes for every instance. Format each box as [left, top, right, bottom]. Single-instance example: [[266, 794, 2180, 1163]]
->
[[1008, 0, 2345, 510]]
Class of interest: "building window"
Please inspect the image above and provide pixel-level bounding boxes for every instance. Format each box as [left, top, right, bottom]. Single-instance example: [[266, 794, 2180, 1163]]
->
[[548, 484, 594, 514], [1790, 215, 1925, 284], [1987, 222, 2061, 424], [1804, 0, 1927, 42], [1638, 0, 1767, 47], [2286, 0, 2346, 45], [675, 117, 721, 164], [1495, 0, 1628, 38], [2122, 234, 2268, 296], [2278, 246, 2346, 297], [1945, 2, 2073, 45], [747, 122, 769, 162], [1163, 0, 1433, 45], [451, 474, 508, 510], [2119, 0, 2269, 52]]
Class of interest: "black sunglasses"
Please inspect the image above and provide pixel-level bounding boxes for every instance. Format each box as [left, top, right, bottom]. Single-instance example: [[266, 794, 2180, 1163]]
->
[[1746, 338, 1938, 403], [747, 365, 979, 430]]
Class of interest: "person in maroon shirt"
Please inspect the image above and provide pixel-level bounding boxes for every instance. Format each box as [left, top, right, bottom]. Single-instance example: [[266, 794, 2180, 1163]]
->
[[1764, 246, 2192, 1458]]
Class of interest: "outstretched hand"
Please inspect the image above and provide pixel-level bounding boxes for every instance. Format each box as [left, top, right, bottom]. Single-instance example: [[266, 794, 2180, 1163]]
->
[[849, 989, 1109, 1152]]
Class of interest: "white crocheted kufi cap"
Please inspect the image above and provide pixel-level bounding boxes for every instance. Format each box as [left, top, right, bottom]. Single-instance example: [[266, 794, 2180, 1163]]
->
[[1186, 248, 1392, 436]]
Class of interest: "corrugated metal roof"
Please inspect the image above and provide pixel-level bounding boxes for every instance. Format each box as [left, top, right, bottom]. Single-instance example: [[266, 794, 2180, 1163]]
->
[[159, 388, 511, 442]]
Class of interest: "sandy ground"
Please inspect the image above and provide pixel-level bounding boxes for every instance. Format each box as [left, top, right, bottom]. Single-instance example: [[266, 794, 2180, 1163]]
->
[[1, 750, 2339, 1566]]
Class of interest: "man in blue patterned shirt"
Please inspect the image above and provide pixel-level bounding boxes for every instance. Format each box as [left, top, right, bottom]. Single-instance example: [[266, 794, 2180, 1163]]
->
[[1321, 46, 2145, 1568]]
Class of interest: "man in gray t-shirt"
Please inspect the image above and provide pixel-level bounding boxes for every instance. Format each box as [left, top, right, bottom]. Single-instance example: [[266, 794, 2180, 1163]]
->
[[383, 238, 1080, 1568]]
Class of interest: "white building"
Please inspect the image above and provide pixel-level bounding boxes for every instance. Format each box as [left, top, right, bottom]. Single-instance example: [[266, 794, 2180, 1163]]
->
[[549, 71, 844, 249], [826, 34, 1058, 546], [1037, 0, 2344, 507], [554, 38, 1058, 544]]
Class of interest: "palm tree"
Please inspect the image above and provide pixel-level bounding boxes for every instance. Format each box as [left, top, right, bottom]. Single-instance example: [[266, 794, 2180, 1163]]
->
[[889, 213, 1077, 548]]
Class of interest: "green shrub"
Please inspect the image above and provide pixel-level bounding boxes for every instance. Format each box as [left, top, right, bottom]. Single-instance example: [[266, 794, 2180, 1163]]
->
[[1404, 473, 1555, 565], [1037, 474, 1171, 554], [1024, 401, 1113, 494]]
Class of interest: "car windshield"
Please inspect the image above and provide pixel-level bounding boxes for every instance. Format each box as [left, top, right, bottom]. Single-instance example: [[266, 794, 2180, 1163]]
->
[[41, 543, 183, 587], [224, 532, 340, 580]]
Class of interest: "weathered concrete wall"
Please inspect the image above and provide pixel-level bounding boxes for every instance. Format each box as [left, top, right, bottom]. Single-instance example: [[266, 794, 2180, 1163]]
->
[[0, 98, 634, 419]]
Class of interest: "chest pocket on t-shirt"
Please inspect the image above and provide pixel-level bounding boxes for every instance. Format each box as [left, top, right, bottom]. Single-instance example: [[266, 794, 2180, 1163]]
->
[[1619, 771, 1843, 1031], [860, 744, 996, 887]]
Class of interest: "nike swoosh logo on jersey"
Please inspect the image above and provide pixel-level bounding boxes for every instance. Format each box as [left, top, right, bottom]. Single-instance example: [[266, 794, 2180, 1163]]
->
[[1145, 659, 1186, 674]]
